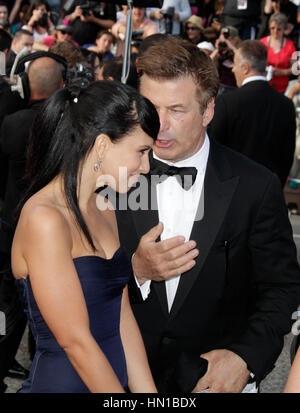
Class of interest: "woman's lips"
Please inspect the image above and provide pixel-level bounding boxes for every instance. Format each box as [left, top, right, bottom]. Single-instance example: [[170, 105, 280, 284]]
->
[[128, 174, 139, 185]]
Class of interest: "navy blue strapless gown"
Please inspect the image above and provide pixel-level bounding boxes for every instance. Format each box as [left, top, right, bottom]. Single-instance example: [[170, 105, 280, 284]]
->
[[17, 247, 131, 393]]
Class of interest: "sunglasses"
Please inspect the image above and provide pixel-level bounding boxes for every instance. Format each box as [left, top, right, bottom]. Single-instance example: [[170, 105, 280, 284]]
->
[[59, 30, 70, 35], [186, 26, 199, 31]]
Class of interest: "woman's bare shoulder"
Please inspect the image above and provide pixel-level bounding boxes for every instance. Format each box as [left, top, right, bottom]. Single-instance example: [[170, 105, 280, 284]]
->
[[13, 197, 73, 278], [20, 197, 71, 238]]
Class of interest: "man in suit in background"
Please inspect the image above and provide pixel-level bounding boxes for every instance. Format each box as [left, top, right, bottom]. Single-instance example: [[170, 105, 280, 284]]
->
[[209, 40, 296, 187], [5, 29, 33, 76], [116, 36, 300, 393]]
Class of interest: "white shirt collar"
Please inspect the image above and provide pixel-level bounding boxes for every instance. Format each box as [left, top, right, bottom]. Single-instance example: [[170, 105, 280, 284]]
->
[[153, 133, 210, 175], [242, 76, 267, 86]]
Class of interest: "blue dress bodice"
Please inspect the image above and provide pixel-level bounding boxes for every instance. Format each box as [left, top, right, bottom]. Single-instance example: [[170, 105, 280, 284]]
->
[[17, 247, 131, 393]]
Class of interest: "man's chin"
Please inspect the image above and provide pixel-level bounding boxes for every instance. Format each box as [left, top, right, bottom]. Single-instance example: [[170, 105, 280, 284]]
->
[[153, 143, 178, 161]]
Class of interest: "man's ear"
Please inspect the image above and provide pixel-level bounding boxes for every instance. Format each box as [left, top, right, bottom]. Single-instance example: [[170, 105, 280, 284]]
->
[[202, 98, 215, 127], [242, 61, 251, 76]]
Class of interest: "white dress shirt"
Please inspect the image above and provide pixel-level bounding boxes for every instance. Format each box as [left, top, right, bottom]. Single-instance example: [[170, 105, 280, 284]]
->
[[242, 75, 267, 86], [138, 134, 210, 311]]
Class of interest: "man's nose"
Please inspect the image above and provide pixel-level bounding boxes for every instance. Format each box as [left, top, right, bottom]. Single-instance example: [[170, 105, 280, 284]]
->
[[158, 110, 169, 132]]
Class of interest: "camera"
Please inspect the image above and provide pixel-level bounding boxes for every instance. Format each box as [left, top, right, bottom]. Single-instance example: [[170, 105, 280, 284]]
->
[[63, 0, 102, 17], [39, 12, 49, 27], [66, 62, 94, 88], [160, 6, 174, 34], [218, 41, 227, 49], [130, 29, 144, 49], [221, 27, 230, 39], [79, 1, 102, 17]]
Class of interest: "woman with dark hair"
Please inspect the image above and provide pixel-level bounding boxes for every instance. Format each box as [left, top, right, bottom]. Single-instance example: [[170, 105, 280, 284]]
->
[[23, 0, 54, 40], [11, 81, 160, 393]]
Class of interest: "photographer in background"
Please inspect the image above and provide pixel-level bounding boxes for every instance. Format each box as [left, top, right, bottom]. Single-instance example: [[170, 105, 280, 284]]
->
[[146, 0, 191, 35], [33, 23, 78, 51], [111, 7, 157, 56], [182, 15, 204, 44], [210, 25, 241, 94], [64, 1, 116, 46], [22, 0, 55, 40]]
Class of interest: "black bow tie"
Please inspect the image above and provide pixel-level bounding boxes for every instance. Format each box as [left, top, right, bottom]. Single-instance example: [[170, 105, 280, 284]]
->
[[150, 157, 197, 190]]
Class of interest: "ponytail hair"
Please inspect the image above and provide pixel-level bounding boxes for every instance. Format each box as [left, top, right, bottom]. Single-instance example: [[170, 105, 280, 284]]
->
[[19, 81, 159, 250]]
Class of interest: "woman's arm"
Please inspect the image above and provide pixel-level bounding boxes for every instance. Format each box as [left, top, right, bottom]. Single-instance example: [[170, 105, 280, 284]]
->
[[264, 0, 280, 14], [120, 286, 157, 393], [81, 13, 115, 29], [287, 82, 300, 99], [9, 0, 22, 25], [284, 345, 300, 392], [274, 45, 297, 77], [18, 205, 125, 393], [264, 0, 273, 15], [26, 8, 42, 31], [111, 19, 126, 39]]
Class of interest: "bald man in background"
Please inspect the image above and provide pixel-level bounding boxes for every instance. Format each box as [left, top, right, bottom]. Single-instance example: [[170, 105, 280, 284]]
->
[[0, 55, 64, 392]]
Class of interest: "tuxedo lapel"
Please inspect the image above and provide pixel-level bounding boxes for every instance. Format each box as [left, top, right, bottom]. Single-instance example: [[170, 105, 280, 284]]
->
[[130, 174, 169, 317], [169, 142, 239, 320]]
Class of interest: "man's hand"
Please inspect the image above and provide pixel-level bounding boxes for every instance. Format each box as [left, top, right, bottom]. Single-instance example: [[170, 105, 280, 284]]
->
[[80, 11, 96, 23], [151, 9, 163, 20], [132, 222, 199, 285], [192, 349, 250, 393]]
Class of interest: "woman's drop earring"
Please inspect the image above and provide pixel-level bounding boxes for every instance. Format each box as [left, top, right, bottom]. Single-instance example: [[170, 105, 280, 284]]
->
[[94, 160, 102, 172]]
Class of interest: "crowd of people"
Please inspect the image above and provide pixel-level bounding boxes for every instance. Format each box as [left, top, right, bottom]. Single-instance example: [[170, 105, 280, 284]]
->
[[1, 0, 300, 394]]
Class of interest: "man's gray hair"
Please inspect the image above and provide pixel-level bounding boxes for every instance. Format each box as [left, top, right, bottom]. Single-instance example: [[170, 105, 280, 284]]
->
[[238, 40, 267, 75]]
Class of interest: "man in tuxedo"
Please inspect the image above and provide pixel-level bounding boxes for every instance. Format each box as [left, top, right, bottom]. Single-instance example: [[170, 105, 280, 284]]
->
[[116, 36, 300, 393], [209, 40, 296, 187]]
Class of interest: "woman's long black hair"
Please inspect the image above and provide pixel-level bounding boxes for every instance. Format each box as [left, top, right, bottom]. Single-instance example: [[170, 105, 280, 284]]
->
[[19, 80, 159, 250]]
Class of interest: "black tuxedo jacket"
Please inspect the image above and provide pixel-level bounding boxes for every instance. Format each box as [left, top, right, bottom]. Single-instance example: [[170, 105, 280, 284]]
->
[[116, 139, 300, 390], [208, 80, 296, 187]]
